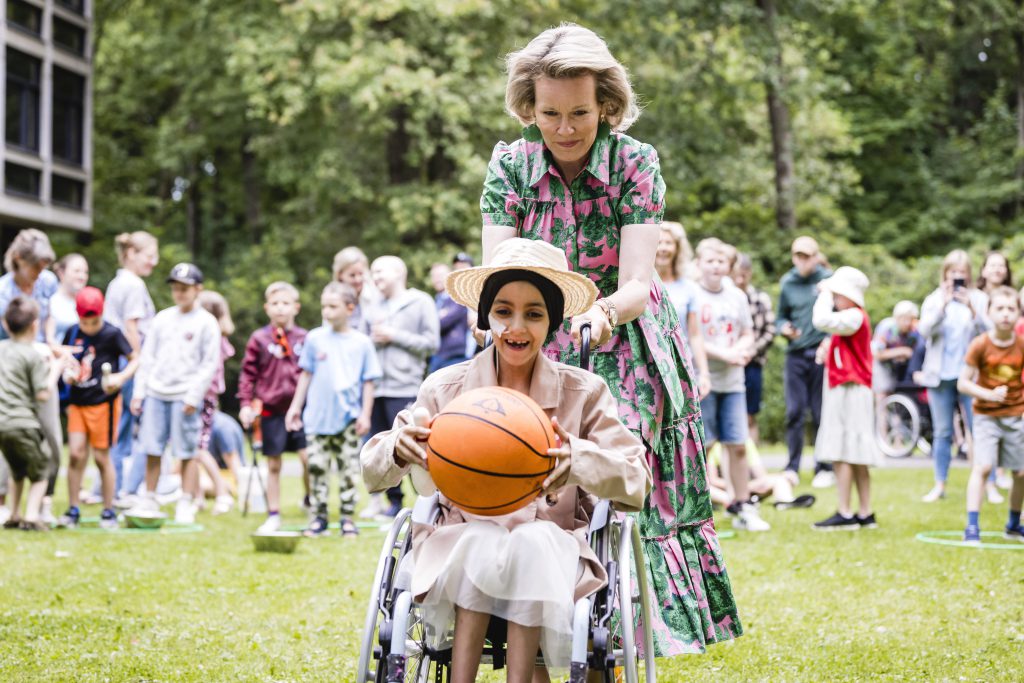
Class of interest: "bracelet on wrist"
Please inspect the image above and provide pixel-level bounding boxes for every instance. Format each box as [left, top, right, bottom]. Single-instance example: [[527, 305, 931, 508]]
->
[[597, 298, 619, 328]]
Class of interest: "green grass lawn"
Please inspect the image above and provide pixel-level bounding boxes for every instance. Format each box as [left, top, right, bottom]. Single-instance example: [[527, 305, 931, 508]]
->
[[1, 462, 1022, 682]]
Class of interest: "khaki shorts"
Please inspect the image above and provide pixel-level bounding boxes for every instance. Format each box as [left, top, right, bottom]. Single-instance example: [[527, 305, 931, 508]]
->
[[0, 427, 51, 483], [972, 414, 1024, 471]]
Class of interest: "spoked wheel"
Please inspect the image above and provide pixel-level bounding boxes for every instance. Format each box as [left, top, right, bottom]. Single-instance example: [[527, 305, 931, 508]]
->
[[384, 591, 435, 683], [608, 515, 655, 683], [877, 393, 921, 458], [357, 509, 414, 683]]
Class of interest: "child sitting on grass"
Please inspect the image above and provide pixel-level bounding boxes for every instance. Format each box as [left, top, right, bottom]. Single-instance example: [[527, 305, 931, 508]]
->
[[60, 287, 138, 529], [811, 267, 882, 531], [129, 263, 221, 524], [0, 297, 65, 530], [956, 286, 1024, 543], [286, 282, 379, 537]]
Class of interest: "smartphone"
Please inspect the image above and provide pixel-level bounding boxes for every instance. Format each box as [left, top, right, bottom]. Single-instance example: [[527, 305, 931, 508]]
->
[[953, 277, 966, 290]]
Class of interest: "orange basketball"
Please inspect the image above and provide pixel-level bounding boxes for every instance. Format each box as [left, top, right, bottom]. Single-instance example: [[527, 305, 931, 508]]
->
[[426, 386, 556, 516]]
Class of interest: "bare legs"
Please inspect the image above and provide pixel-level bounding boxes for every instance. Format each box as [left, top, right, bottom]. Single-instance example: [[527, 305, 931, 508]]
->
[[451, 607, 547, 683], [835, 462, 872, 518], [67, 433, 114, 509]]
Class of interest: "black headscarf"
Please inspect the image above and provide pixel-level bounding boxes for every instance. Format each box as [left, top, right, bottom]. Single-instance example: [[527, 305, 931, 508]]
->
[[476, 269, 565, 336]]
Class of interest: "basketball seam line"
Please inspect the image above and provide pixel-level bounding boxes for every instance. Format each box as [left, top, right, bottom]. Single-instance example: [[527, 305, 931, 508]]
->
[[433, 411, 552, 458], [429, 447, 552, 478], [447, 485, 544, 511], [500, 389, 553, 450]]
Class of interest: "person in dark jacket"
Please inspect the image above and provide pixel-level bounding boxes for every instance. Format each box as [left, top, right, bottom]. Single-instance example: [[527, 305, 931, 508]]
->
[[428, 262, 470, 372]]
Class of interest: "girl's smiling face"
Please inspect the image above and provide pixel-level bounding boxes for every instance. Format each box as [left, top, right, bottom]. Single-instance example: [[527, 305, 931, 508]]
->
[[489, 281, 550, 372]]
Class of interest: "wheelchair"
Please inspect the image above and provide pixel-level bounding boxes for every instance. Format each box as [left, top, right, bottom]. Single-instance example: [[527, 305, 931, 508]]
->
[[356, 493, 656, 682], [876, 383, 934, 458]]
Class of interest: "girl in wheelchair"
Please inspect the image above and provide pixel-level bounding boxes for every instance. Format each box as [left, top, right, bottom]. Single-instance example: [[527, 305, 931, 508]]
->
[[361, 239, 652, 682]]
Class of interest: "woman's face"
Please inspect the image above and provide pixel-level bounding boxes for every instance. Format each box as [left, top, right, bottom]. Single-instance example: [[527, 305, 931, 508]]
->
[[944, 263, 969, 285], [656, 230, 677, 273], [982, 254, 1008, 287], [489, 281, 549, 372], [533, 74, 601, 176], [339, 262, 366, 296], [15, 258, 50, 284], [60, 257, 89, 293], [128, 244, 159, 278]]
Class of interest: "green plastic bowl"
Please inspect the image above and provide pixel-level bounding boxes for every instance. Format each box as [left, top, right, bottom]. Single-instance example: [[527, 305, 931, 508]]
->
[[124, 511, 167, 530], [251, 531, 302, 553]]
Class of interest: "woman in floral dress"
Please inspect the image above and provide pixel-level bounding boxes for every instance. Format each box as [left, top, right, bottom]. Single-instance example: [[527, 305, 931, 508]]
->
[[479, 24, 741, 655]]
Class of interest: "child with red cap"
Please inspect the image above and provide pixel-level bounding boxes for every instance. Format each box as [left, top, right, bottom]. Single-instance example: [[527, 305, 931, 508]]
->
[[59, 286, 139, 529]]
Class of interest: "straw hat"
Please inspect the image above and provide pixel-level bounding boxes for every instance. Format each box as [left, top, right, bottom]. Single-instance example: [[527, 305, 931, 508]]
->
[[820, 266, 869, 308], [446, 238, 598, 316]]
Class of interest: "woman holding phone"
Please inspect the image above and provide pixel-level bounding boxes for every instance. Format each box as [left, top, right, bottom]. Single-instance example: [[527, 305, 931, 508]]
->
[[917, 250, 990, 502]]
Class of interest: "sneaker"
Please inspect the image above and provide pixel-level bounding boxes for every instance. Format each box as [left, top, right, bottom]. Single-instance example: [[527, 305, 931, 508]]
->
[[996, 472, 1013, 490], [375, 502, 402, 521], [812, 512, 860, 531], [257, 513, 282, 534], [811, 470, 836, 489], [174, 498, 196, 525], [963, 525, 981, 544], [99, 509, 119, 530], [774, 494, 816, 510], [0, 506, 10, 527], [339, 516, 359, 538], [127, 495, 161, 516], [986, 484, 1004, 505], [733, 502, 771, 532], [921, 486, 946, 503], [155, 487, 183, 507], [212, 495, 234, 516], [856, 513, 878, 529], [1003, 525, 1024, 542], [304, 515, 329, 537], [58, 507, 81, 529], [40, 498, 56, 527], [113, 494, 137, 510]]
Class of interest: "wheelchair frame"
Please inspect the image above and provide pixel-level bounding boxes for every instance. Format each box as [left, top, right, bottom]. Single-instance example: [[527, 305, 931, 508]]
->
[[356, 494, 656, 683]]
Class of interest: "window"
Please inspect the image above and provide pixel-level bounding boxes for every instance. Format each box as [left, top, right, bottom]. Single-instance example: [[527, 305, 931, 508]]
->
[[53, 17, 86, 55], [5, 162, 41, 198], [5, 48, 41, 152], [7, 1, 42, 35], [51, 174, 84, 208], [55, 0, 84, 15], [52, 67, 85, 165]]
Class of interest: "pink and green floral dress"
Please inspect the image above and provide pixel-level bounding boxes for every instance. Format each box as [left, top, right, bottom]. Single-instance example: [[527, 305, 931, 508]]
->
[[480, 124, 741, 655]]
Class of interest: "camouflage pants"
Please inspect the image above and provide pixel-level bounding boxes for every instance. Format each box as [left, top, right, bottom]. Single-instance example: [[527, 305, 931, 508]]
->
[[307, 423, 360, 517]]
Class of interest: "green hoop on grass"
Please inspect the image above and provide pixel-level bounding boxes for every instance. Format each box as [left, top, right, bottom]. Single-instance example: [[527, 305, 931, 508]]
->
[[915, 530, 1024, 550]]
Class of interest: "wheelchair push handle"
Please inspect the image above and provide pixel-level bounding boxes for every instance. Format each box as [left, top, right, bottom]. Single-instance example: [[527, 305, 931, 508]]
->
[[580, 322, 591, 371]]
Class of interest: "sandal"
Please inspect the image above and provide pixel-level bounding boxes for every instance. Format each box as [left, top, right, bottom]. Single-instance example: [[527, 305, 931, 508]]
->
[[304, 516, 329, 538], [3, 518, 22, 529], [774, 494, 816, 510], [18, 519, 50, 532], [339, 517, 359, 538]]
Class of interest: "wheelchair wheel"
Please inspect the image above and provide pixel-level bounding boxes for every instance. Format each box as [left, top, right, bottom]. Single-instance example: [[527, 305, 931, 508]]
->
[[384, 591, 435, 683], [357, 509, 414, 683], [617, 515, 656, 683], [876, 393, 920, 458]]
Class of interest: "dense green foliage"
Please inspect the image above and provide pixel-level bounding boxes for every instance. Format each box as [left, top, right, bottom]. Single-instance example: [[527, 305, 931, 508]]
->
[[2, 465, 1020, 680], [53, 0, 1024, 429]]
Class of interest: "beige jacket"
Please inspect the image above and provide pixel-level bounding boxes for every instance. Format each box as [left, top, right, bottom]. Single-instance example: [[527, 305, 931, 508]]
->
[[361, 346, 652, 600]]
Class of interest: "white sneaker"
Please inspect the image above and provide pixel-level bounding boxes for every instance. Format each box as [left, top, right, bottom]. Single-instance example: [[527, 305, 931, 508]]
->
[[40, 499, 56, 527], [733, 502, 771, 532], [811, 470, 836, 489], [996, 472, 1013, 490], [986, 484, 1004, 505], [257, 513, 282, 533], [155, 487, 183, 507], [212, 495, 234, 516], [0, 506, 11, 526], [114, 494, 137, 510], [128, 495, 161, 515], [921, 485, 945, 503], [174, 498, 196, 525]]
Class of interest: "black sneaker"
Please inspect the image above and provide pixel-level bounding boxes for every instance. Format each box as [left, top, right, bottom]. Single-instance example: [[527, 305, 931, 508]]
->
[[1003, 525, 1024, 542], [58, 507, 80, 529], [304, 516, 329, 537], [812, 512, 860, 531], [856, 513, 878, 529], [99, 508, 119, 530]]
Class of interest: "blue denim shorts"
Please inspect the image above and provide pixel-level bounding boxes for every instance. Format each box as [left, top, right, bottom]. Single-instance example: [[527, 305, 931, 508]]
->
[[700, 391, 749, 445], [139, 397, 201, 460]]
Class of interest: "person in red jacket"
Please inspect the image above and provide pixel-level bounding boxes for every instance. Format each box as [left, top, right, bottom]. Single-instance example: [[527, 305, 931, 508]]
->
[[238, 281, 309, 533], [810, 267, 883, 531]]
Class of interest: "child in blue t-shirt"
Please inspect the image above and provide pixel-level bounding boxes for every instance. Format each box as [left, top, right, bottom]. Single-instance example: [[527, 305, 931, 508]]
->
[[286, 282, 381, 537]]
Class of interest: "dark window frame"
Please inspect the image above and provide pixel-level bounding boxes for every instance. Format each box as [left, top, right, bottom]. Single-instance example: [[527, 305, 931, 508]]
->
[[55, 0, 85, 16], [5, 47, 42, 153], [51, 173, 85, 209], [4, 162, 42, 199], [52, 15, 87, 55], [6, 0, 43, 36], [51, 66, 85, 166]]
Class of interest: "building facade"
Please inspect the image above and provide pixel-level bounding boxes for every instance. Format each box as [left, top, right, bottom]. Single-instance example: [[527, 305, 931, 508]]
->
[[1, 0, 91, 250]]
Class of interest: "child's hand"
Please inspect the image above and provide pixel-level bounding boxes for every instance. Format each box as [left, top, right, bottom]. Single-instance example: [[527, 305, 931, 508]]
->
[[239, 405, 256, 429], [394, 421, 430, 468], [183, 403, 197, 416], [697, 374, 711, 400], [285, 407, 302, 433], [542, 417, 572, 493], [371, 323, 395, 345], [104, 372, 124, 395], [355, 414, 371, 436], [130, 397, 144, 415], [988, 385, 1009, 403]]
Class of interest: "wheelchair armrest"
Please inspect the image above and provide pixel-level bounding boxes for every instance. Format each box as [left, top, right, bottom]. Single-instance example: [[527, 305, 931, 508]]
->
[[589, 499, 611, 534]]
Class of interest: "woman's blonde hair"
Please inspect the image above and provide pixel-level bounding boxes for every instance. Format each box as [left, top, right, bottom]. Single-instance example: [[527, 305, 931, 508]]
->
[[505, 23, 639, 132], [660, 222, 692, 281], [940, 249, 972, 284], [198, 290, 235, 336], [114, 231, 157, 266], [332, 246, 369, 281], [4, 228, 55, 272]]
